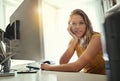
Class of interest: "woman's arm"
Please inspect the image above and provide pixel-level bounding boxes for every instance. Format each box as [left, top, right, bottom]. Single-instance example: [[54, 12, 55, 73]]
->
[[59, 39, 77, 64], [59, 25, 79, 64], [41, 35, 102, 72]]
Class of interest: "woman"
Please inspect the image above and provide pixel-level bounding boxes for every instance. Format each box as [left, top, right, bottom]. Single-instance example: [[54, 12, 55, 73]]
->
[[41, 9, 106, 75]]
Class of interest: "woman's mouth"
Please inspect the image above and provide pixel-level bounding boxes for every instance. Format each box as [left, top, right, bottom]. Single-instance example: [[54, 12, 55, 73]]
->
[[74, 30, 82, 34]]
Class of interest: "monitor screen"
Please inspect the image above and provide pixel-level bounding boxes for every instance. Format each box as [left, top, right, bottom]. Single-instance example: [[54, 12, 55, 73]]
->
[[104, 4, 120, 81], [7, 0, 44, 61]]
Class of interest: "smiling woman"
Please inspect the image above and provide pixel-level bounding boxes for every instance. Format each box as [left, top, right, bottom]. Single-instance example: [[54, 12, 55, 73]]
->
[[42, 0, 105, 65], [41, 9, 106, 75]]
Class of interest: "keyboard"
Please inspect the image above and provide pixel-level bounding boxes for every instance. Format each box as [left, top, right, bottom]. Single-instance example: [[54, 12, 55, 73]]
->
[[11, 60, 55, 74], [11, 62, 41, 74]]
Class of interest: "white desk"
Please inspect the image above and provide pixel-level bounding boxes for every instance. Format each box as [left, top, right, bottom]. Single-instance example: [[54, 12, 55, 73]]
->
[[0, 70, 107, 81]]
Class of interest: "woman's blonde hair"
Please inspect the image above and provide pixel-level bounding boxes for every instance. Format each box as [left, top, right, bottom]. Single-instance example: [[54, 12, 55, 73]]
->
[[68, 9, 94, 48]]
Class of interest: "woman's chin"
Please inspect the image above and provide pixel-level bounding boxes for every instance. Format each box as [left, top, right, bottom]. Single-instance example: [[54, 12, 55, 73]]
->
[[76, 35, 82, 38], [76, 36, 81, 39]]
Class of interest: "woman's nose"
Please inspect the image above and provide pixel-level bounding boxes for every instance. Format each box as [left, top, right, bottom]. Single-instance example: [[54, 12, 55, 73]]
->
[[75, 24, 80, 28]]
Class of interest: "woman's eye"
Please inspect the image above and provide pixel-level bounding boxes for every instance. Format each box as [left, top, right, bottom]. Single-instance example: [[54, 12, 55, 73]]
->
[[70, 21, 85, 27], [72, 23, 77, 26], [79, 21, 85, 24], [70, 23, 77, 27]]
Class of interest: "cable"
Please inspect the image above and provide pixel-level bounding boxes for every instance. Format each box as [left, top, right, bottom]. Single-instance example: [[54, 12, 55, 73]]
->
[[0, 53, 16, 65]]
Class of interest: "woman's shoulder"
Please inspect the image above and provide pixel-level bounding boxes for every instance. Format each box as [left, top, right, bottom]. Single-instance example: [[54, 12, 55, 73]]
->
[[92, 32, 101, 37]]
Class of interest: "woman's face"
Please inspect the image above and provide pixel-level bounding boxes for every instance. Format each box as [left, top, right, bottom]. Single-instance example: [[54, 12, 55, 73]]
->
[[69, 14, 86, 38]]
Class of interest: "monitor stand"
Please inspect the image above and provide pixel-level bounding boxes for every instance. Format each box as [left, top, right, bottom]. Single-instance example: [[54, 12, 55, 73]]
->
[[0, 58, 15, 77], [0, 71, 15, 77]]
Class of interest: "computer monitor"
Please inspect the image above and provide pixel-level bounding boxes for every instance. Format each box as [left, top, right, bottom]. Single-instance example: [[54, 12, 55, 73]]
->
[[6, 0, 44, 61], [104, 4, 120, 81]]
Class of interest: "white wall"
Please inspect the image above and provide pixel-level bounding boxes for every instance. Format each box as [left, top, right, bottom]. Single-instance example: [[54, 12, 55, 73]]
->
[[0, 0, 5, 30], [0, 0, 23, 30], [42, 2, 60, 63]]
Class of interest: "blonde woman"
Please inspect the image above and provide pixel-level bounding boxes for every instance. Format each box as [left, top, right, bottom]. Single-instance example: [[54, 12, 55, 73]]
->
[[41, 9, 106, 75]]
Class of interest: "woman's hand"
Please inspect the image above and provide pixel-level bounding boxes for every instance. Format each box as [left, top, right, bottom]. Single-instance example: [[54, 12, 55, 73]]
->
[[41, 64, 51, 70], [67, 25, 79, 41]]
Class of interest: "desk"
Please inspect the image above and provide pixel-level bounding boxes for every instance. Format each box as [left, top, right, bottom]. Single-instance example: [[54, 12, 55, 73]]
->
[[0, 70, 107, 81]]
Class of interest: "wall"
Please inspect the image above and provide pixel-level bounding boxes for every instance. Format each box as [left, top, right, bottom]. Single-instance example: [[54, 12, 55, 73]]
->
[[0, 0, 5, 30], [0, 0, 23, 30]]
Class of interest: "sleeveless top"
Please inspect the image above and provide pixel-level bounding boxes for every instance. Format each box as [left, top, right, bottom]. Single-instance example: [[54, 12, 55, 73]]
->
[[75, 33, 106, 75]]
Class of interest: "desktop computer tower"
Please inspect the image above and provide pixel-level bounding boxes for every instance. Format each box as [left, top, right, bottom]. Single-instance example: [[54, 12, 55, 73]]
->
[[104, 6, 120, 81]]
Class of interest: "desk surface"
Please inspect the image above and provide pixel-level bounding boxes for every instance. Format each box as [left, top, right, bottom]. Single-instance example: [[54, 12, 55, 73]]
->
[[0, 70, 107, 81]]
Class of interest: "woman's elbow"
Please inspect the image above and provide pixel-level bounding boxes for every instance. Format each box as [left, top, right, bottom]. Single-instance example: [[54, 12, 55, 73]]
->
[[71, 63, 82, 72], [71, 66, 81, 72]]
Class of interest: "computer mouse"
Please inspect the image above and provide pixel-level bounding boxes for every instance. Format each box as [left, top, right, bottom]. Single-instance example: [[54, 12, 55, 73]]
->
[[42, 61, 51, 64]]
